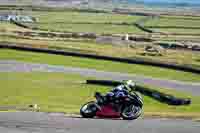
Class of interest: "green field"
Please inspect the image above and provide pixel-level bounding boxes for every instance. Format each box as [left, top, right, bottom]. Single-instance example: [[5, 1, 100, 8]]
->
[[1, 7, 200, 36], [152, 28, 200, 35], [24, 11, 145, 34], [144, 16, 200, 34], [2, 9, 200, 37], [32, 11, 141, 23], [0, 49, 200, 82], [0, 72, 199, 118], [0, 22, 28, 32], [37, 23, 144, 34], [0, 10, 145, 34], [145, 17, 200, 28]]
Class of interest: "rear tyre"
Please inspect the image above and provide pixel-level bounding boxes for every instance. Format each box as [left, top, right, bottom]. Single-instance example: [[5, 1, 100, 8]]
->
[[80, 101, 98, 118], [121, 104, 142, 120]]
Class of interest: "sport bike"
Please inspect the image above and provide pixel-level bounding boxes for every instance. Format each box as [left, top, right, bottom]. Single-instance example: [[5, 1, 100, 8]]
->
[[80, 90, 143, 120]]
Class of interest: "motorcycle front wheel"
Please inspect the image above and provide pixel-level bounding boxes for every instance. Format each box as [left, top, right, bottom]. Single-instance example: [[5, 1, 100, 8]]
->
[[80, 101, 98, 118], [121, 104, 142, 120]]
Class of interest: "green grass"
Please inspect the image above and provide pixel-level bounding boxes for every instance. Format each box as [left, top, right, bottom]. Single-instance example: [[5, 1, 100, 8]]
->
[[0, 72, 199, 118], [145, 17, 200, 28], [144, 16, 200, 34], [1, 34, 200, 67], [0, 72, 107, 113], [0, 49, 200, 82], [37, 23, 144, 34], [149, 28, 200, 35], [31, 11, 141, 24], [0, 22, 28, 32], [0, 10, 145, 34], [25, 10, 145, 34]]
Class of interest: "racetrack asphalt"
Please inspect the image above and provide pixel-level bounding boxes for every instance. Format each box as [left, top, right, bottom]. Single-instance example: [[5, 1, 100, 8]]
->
[[0, 60, 200, 95], [0, 112, 199, 133]]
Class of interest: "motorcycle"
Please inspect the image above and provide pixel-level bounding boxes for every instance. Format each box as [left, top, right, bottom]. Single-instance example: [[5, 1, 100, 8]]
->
[[80, 90, 143, 120]]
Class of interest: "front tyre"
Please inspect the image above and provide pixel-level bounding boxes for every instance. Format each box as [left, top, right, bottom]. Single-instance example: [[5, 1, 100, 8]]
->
[[80, 101, 98, 118], [121, 104, 142, 120]]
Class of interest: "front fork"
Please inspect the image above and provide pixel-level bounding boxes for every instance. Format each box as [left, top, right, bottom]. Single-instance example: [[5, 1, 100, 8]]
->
[[94, 102, 102, 111]]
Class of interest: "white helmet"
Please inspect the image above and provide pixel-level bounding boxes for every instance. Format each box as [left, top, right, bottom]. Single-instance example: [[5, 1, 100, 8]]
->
[[123, 80, 136, 91]]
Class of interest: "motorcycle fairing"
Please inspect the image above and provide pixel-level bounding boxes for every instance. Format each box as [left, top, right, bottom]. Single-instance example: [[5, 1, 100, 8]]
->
[[96, 104, 120, 118]]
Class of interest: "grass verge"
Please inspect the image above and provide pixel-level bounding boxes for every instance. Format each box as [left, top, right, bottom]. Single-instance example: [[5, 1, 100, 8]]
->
[[0, 49, 200, 82], [0, 72, 199, 119]]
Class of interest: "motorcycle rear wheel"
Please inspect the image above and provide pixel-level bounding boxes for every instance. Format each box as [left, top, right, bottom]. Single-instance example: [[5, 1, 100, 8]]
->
[[121, 104, 142, 120], [80, 101, 98, 118]]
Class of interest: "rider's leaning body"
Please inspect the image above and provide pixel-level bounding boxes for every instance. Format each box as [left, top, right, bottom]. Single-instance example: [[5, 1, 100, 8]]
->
[[105, 80, 136, 101]]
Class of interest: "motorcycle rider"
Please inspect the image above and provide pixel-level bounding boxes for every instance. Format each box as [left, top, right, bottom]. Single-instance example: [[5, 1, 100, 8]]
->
[[105, 80, 136, 101], [96, 80, 136, 104]]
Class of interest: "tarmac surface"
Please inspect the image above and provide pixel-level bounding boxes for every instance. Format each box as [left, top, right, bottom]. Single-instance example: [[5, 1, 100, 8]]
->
[[0, 112, 199, 133], [0, 60, 200, 95]]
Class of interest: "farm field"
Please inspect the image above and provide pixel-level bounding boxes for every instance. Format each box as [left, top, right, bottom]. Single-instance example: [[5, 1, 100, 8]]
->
[[26, 11, 145, 34], [144, 16, 200, 34], [0, 22, 29, 32]]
